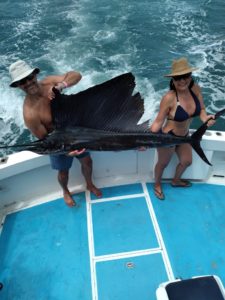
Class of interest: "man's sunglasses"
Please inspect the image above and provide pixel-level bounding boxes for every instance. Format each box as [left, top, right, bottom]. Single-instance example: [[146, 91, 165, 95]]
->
[[16, 73, 35, 86], [172, 73, 191, 81]]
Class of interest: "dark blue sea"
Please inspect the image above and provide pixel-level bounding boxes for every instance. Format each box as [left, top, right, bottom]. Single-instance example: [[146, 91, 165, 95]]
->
[[0, 0, 225, 153]]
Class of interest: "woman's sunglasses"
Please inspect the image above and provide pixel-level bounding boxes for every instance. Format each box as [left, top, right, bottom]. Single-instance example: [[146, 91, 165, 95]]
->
[[16, 73, 35, 86], [172, 73, 191, 81]]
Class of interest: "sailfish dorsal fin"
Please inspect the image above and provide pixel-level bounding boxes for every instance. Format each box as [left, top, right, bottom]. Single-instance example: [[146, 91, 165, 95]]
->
[[51, 72, 149, 133]]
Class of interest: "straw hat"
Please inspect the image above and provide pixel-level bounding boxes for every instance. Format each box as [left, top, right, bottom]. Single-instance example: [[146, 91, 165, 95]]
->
[[164, 57, 198, 77], [9, 60, 40, 87]]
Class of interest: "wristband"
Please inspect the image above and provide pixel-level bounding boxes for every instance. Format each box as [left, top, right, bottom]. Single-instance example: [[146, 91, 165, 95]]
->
[[62, 81, 68, 88]]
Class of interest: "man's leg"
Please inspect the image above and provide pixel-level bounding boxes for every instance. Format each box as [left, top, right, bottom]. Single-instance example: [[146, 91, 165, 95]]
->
[[78, 154, 102, 197], [57, 170, 76, 207], [49, 154, 76, 207]]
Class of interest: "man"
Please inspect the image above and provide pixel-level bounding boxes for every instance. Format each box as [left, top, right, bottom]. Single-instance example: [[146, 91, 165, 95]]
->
[[9, 60, 102, 207]]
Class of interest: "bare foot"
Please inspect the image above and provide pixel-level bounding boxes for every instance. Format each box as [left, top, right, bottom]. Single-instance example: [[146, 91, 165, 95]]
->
[[63, 193, 77, 207], [87, 184, 102, 197]]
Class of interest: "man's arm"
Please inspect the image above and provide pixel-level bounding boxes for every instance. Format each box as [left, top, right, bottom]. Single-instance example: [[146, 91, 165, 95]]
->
[[43, 71, 82, 90], [42, 71, 82, 100]]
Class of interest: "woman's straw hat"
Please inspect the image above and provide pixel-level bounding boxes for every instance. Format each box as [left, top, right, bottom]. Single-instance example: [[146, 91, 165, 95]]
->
[[164, 57, 198, 77], [9, 60, 40, 87]]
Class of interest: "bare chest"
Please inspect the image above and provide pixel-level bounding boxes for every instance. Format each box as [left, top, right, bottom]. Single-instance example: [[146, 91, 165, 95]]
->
[[39, 102, 52, 129], [25, 97, 53, 132]]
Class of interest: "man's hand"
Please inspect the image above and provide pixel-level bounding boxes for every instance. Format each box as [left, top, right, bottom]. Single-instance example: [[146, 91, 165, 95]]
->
[[138, 146, 147, 151], [68, 148, 86, 156], [47, 89, 54, 100], [48, 83, 66, 100], [55, 82, 67, 91]]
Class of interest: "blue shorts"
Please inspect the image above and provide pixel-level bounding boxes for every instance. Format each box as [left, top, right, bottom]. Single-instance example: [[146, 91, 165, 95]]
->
[[49, 152, 90, 171]]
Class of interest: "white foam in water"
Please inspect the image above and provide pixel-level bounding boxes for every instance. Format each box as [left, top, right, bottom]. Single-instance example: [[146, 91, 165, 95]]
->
[[93, 30, 116, 42], [161, 0, 225, 118], [190, 40, 225, 114], [0, 87, 25, 142], [1, 0, 225, 148], [136, 77, 163, 126]]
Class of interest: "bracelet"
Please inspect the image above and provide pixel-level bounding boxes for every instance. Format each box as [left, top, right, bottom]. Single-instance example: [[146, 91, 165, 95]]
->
[[62, 81, 68, 88]]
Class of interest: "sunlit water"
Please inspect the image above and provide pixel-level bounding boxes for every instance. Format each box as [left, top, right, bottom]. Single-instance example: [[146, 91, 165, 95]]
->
[[0, 0, 225, 155]]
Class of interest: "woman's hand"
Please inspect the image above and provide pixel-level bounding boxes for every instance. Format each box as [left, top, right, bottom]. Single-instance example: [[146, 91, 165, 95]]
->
[[205, 115, 216, 127]]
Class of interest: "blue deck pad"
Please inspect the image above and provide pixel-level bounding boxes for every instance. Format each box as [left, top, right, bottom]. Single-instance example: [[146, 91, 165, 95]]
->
[[0, 194, 92, 300], [147, 182, 225, 283], [96, 253, 168, 300], [91, 183, 144, 200], [92, 196, 159, 255]]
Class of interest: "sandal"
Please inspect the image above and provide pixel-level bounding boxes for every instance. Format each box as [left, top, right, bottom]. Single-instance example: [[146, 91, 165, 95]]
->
[[154, 187, 165, 200], [171, 179, 192, 188]]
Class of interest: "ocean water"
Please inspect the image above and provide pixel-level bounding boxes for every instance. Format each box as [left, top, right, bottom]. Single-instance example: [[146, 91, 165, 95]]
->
[[0, 0, 225, 154]]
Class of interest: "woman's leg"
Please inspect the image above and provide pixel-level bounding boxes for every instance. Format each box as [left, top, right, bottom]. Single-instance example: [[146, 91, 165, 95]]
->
[[154, 146, 175, 198], [172, 143, 192, 185]]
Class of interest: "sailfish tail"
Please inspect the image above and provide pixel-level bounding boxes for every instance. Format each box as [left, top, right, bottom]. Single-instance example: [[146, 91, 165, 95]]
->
[[190, 123, 212, 166], [191, 106, 225, 166]]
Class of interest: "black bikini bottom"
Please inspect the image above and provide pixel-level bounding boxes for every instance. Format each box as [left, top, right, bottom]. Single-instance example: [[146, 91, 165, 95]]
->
[[158, 129, 189, 148], [167, 129, 189, 138]]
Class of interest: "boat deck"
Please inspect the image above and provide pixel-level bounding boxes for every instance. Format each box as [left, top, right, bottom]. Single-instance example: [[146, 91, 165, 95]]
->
[[1, 182, 225, 300]]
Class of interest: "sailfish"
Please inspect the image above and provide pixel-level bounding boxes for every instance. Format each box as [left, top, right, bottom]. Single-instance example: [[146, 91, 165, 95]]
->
[[0, 72, 222, 165]]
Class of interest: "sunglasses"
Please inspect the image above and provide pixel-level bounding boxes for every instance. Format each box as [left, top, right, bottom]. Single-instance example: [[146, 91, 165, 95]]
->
[[172, 73, 191, 81], [16, 73, 35, 86]]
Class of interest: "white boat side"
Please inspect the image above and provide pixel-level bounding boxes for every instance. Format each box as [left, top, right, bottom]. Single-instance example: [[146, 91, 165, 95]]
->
[[0, 129, 225, 217]]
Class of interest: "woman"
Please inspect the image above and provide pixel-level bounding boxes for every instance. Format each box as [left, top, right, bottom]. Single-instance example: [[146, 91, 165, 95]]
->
[[150, 57, 215, 200]]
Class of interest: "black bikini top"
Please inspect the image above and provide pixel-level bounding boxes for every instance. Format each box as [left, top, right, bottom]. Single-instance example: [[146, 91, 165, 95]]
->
[[167, 89, 201, 122]]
